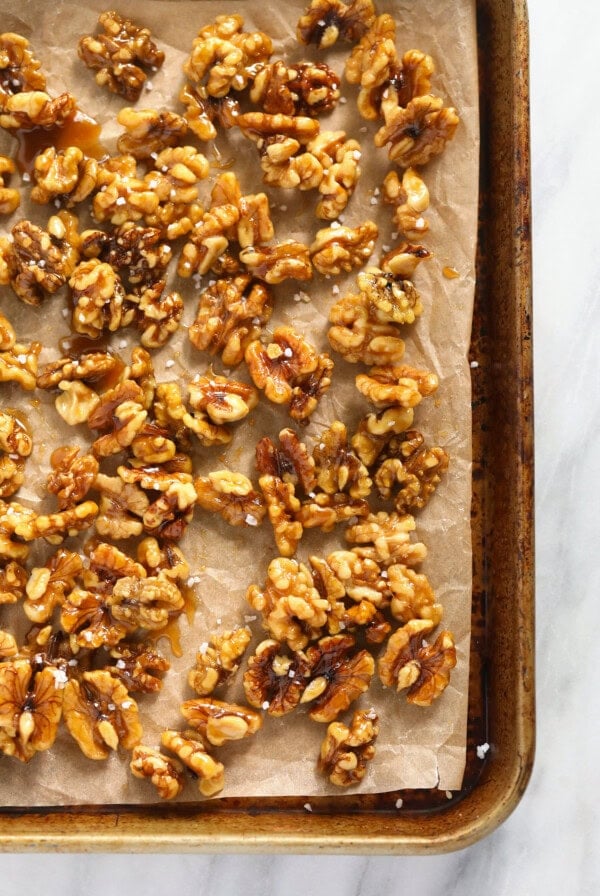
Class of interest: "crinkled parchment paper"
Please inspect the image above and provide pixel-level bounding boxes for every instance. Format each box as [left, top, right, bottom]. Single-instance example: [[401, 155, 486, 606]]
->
[[0, 0, 479, 804]]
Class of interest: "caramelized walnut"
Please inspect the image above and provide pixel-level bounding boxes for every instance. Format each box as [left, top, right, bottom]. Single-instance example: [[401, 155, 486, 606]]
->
[[0, 33, 46, 98], [184, 16, 273, 98], [107, 575, 184, 631], [188, 372, 258, 425], [46, 446, 98, 510], [132, 283, 184, 349], [355, 364, 438, 409], [144, 146, 209, 238], [351, 406, 415, 466], [180, 697, 262, 747], [0, 559, 27, 604], [373, 431, 449, 513], [63, 670, 142, 759], [245, 326, 327, 416], [0, 659, 64, 761], [93, 155, 159, 226], [195, 471, 266, 528], [14, 501, 99, 544], [377, 620, 456, 705], [0, 90, 76, 132], [387, 564, 443, 627], [78, 10, 164, 101], [289, 353, 334, 422], [179, 80, 239, 142], [30, 147, 98, 207], [356, 267, 424, 325], [24, 548, 83, 624], [153, 381, 230, 449], [93, 474, 147, 540], [130, 744, 184, 800], [297, 0, 375, 48], [256, 429, 316, 494], [0, 500, 33, 562], [0, 309, 15, 350], [310, 221, 378, 275], [188, 628, 252, 696], [0, 342, 45, 391], [375, 93, 460, 167], [345, 512, 427, 567], [243, 639, 309, 716], [296, 492, 370, 533], [300, 633, 374, 722], [70, 259, 134, 339], [237, 111, 319, 145], [106, 641, 169, 695], [189, 274, 273, 367], [0, 155, 20, 215], [36, 350, 121, 391], [0, 410, 32, 498], [328, 292, 405, 366], [161, 730, 225, 797], [117, 464, 197, 540], [87, 381, 148, 458], [251, 61, 340, 116], [379, 243, 432, 280], [81, 222, 172, 289], [177, 204, 239, 278], [309, 131, 362, 220], [0, 629, 17, 659], [239, 240, 312, 284], [258, 474, 303, 557], [318, 709, 378, 786], [382, 168, 430, 239], [9, 215, 79, 305], [325, 550, 389, 606], [116, 107, 188, 159]]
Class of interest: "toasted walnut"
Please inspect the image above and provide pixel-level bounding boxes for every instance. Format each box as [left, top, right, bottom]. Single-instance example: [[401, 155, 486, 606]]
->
[[356, 267, 424, 325], [188, 627, 252, 696], [297, 0, 375, 48], [0, 155, 19, 214], [374, 432, 449, 513], [87, 381, 148, 458], [237, 111, 319, 145], [108, 641, 170, 694], [0, 33, 46, 98], [344, 14, 397, 95], [116, 107, 188, 159], [258, 475, 303, 558], [78, 10, 164, 101], [247, 556, 329, 650], [184, 17, 273, 98], [189, 274, 273, 367], [312, 422, 371, 498], [325, 550, 389, 605], [70, 259, 134, 339], [0, 500, 33, 562], [137, 537, 189, 583], [0, 559, 27, 604], [195, 472, 266, 528], [318, 709, 378, 786], [106, 575, 184, 633], [188, 373, 258, 425], [289, 353, 334, 422], [177, 204, 239, 278], [387, 565, 443, 627], [382, 168, 430, 239], [54, 382, 98, 427], [14, 501, 99, 544], [179, 80, 239, 142], [0, 89, 76, 132], [239, 241, 312, 285], [258, 135, 324, 191], [118, 464, 197, 541], [9, 216, 79, 305], [0, 630, 17, 659], [296, 492, 370, 533], [0, 310, 15, 350], [0, 659, 64, 761], [180, 697, 262, 748], [328, 292, 405, 365], [0, 410, 32, 498], [256, 429, 316, 494], [375, 93, 459, 167], [143, 147, 209, 238], [345, 512, 427, 567], [378, 619, 456, 705], [82, 222, 173, 289], [351, 406, 415, 466], [161, 730, 225, 797], [245, 326, 322, 412], [93, 155, 159, 226], [46, 446, 98, 510], [309, 132, 362, 220], [355, 364, 438, 409], [30, 147, 98, 207], [63, 670, 142, 759], [153, 382, 226, 449], [251, 61, 340, 116], [24, 548, 83, 624], [379, 243, 432, 280], [243, 639, 310, 716], [311, 221, 377, 275], [130, 744, 184, 800], [61, 593, 124, 649], [300, 633, 374, 722], [36, 350, 121, 391]]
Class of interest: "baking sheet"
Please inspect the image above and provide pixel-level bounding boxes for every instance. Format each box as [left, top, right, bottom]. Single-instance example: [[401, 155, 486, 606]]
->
[[0, 0, 479, 804]]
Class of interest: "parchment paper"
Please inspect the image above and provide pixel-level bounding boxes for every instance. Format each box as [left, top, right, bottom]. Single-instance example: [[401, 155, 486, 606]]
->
[[0, 0, 479, 804]]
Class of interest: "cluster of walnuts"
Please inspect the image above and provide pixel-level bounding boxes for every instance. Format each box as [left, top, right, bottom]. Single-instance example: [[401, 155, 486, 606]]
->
[[0, 0, 460, 799]]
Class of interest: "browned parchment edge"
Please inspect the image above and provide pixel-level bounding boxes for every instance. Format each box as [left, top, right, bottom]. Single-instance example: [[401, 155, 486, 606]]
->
[[0, 0, 534, 853]]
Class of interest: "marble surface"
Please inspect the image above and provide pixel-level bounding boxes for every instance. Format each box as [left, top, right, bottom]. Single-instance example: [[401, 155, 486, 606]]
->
[[3, 0, 600, 892]]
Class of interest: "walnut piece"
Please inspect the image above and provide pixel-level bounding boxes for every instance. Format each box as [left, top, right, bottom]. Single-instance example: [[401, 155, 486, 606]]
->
[[345, 511, 427, 567], [239, 240, 312, 284], [243, 639, 309, 716], [9, 215, 79, 305], [78, 11, 164, 101], [0, 155, 20, 215], [188, 372, 258, 425], [256, 428, 316, 494], [301, 633, 374, 722], [387, 564, 443, 627], [117, 463, 197, 540], [0, 659, 64, 762], [237, 111, 319, 145], [14, 501, 99, 545], [356, 267, 424, 325], [0, 560, 27, 604], [375, 93, 460, 168], [0, 410, 32, 498], [107, 575, 184, 631], [373, 431, 449, 513], [377, 619, 456, 705], [188, 627, 252, 696], [130, 744, 185, 800], [251, 61, 340, 116], [179, 80, 239, 142], [351, 406, 415, 466], [184, 15, 273, 98], [63, 670, 142, 759], [180, 697, 262, 747], [30, 147, 98, 207], [379, 242, 432, 280], [24, 548, 83, 624], [87, 381, 148, 458], [195, 471, 266, 528], [328, 292, 405, 366], [382, 168, 430, 239], [116, 107, 188, 159], [296, 492, 370, 533], [161, 730, 225, 797], [107, 641, 170, 693], [297, 0, 376, 48], [0, 33, 46, 98], [81, 222, 173, 289], [310, 221, 378, 275], [318, 709, 378, 786], [93, 155, 159, 226], [0, 89, 76, 132], [258, 474, 303, 557], [355, 364, 439, 409]]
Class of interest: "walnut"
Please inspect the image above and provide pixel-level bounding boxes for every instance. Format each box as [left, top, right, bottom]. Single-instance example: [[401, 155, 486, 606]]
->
[[237, 111, 320, 145], [0, 342, 42, 391], [0, 629, 17, 659], [318, 709, 378, 786], [379, 243, 432, 280], [0, 410, 32, 498], [70, 259, 134, 339], [46, 446, 98, 510], [81, 222, 173, 289], [108, 641, 170, 693], [130, 422, 177, 466], [0, 33, 46, 98], [116, 107, 188, 159], [256, 429, 316, 494], [36, 350, 121, 391], [312, 421, 371, 498], [128, 282, 183, 349], [136, 537, 189, 583], [325, 550, 389, 606], [300, 633, 374, 722], [195, 472, 266, 528], [297, 0, 375, 48], [251, 61, 340, 116], [160, 730, 225, 797], [86, 540, 146, 585], [373, 431, 449, 513], [130, 744, 185, 800], [9, 215, 79, 305], [0, 659, 64, 761], [107, 575, 184, 632], [378, 620, 456, 705], [184, 17, 273, 98], [61, 587, 129, 651], [180, 697, 262, 748], [63, 670, 142, 759], [14, 501, 99, 545], [243, 639, 310, 716], [0, 155, 20, 214], [239, 240, 312, 284], [296, 493, 370, 533], [0, 89, 76, 132], [309, 132, 362, 220], [258, 136, 325, 191], [0, 500, 34, 562], [375, 93, 460, 167], [351, 406, 415, 466], [189, 274, 273, 367], [144, 147, 209, 238], [0, 309, 15, 350], [259, 475, 303, 557], [179, 81, 239, 142], [93, 473, 146, 540], [382, 168, 430, 239], [344, 14, 398, 100], [87, 381, 148, 458], [289, 353, 334, 422], [24, 548, 83, 624], [30, 147, 98, 207], [387, 565, 443, 627], [93, 155, 159, 226], [154, 381, 228, 449], [188, 372, 258, 425], [355, 364, 439, 409], [54, 383, 99, 426], [188, 627, 251, 696], [78, 10, 164, 101], [245, 327, 323, 413], [356, 267, 424, 325], [117, 464, 197, 541], [0, 559, 27, 604], [177, 204, 239, 278], [345, 511, 427, 567], [327, 292, 405, 366], [310, 221, 378, 275]]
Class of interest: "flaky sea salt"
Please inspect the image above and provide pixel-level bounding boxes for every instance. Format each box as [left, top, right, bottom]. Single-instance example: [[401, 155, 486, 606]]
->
[[470, 360, 479, 369], [304, 803, 313, 812], [476, 742, 490, 759], [395, 798, 403, 809]]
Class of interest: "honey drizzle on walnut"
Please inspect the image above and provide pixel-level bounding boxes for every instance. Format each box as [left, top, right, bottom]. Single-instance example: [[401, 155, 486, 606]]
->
[[14, 109, 104, 175]]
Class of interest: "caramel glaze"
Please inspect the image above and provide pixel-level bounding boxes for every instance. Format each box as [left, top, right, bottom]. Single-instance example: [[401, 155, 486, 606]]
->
[[14, 109, 105, 175]]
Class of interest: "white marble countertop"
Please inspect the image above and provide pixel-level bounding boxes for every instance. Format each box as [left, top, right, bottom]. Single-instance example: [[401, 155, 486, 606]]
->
[[3, 0, 599, 891]]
